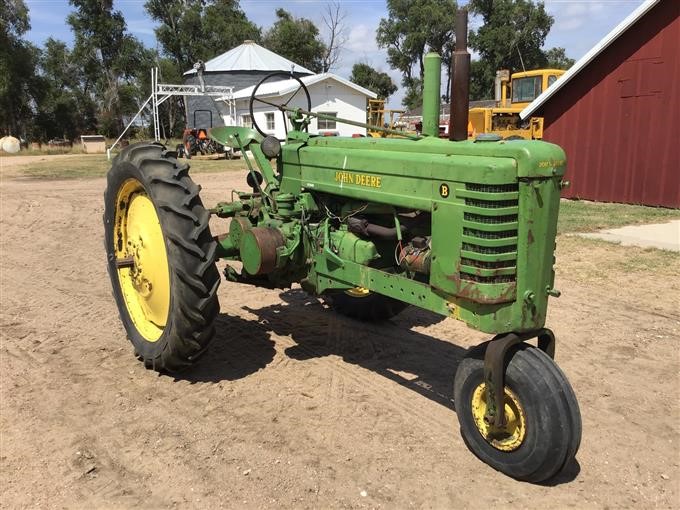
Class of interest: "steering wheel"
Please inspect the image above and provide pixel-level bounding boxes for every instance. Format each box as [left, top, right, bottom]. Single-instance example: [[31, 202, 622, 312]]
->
[[249, 72, 312, 138]]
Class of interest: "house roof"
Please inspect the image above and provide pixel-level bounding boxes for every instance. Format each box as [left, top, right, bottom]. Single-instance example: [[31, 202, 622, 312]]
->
[[184, 40, 313, 76], [520, 0, 661, 119], [230, 73, 378, 101]]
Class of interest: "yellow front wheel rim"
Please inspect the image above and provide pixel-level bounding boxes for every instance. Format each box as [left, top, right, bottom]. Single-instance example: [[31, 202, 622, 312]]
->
[[470, 383, 526, 451], [114, 179, 170, 342]]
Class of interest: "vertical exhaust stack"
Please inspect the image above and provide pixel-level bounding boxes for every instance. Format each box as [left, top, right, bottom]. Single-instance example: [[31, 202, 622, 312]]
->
[[449, 9, 470, 141]]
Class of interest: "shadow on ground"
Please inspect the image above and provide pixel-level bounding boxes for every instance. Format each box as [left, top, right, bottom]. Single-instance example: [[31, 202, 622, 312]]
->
[[175, 288, 579, 486], [540, 459, 581, 486], [176, 289, 464, 410], [173, 313, 277, 383], [247, 288, 467, 411]]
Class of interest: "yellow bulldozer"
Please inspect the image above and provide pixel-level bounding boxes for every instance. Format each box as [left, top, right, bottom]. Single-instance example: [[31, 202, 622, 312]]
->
[[468, 68, 565, 140]]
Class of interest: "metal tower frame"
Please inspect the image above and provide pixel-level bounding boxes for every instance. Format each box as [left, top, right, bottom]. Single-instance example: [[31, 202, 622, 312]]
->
[[108, 67, 235, 159]]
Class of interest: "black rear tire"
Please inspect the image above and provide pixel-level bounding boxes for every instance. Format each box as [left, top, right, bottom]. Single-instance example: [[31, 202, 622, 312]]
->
[[326, 290, 409, 321], [453, 343, 581, 483], [103, 142, 220, 372]]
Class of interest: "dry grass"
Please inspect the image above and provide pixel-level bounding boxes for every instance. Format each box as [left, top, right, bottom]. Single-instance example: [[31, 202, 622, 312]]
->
[[1, 145, 86, 157], [4, 154, 246, 180], [557, 236, 680, 281], [1, 137, 183, 158], [558, 199, 680, 234]]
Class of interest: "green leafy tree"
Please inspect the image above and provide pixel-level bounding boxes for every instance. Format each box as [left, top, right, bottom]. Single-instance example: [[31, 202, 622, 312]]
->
[[153, 57, 188, 138], [545, 47, 575, 69], [377, 0, 457, 109], [350, 63, 397, 100], [34, 38, 96, 140], [145, 0, 203, 73], [145, 0, 260, 135], [67, 0, 152, 136], [262, 9, 327, 73], [0, 0, 43, 137], [203, 0, 261, 62], [145, 0, 260, 73], [468, 0, 573, 99]]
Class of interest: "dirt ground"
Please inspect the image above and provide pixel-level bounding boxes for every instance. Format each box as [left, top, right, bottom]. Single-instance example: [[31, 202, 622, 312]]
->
[[1, 159, 679, 508]]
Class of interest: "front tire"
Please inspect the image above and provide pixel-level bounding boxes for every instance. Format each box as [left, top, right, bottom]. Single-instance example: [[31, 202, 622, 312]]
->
[[103, 142, 220, 372], [453, 343, 581, 482]]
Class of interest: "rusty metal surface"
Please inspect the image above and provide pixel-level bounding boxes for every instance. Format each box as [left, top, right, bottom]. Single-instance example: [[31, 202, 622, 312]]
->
[[539, 0, 679, 207], [450, 8, 470, 141], [483, 328, 557, 427], [245, 227, 285, 275], [484, 333, 523, 428], [537, 328, 556, 359], [115, 256, 135, 269]]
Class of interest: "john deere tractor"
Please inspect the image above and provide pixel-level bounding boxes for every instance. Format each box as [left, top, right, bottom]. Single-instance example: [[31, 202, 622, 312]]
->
[[103, 11, 580, 483]]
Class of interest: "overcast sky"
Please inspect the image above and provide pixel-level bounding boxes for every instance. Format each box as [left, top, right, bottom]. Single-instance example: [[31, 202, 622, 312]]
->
[[25, 0, 647, 107]]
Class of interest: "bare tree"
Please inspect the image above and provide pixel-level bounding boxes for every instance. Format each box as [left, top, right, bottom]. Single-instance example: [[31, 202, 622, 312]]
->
[[321, 1, 347, 73]]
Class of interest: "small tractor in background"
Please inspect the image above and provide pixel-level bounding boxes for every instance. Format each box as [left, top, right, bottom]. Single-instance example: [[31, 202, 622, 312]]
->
[[103, 10, 580, 483], [468, 68, 566, 140], [176, 109, 232, 159], [177, 127, 209, 159]]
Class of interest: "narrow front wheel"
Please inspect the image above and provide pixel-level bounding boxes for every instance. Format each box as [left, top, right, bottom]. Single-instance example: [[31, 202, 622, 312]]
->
[[453, 343, 581, 482]]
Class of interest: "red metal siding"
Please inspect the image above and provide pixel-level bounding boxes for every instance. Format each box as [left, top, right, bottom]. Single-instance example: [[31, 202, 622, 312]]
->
[[540, 0, 679, 207]]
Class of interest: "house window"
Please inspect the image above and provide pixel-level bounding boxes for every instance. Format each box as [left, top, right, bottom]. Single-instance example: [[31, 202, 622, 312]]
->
[[265, 112, 275, 131], [317, 112, 337, 130], [241, 114, 252, 127]]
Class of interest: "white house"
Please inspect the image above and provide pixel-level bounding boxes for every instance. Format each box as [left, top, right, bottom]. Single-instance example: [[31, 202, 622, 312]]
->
[[184, 40, 378, 137], [226, 73, 378, 139], [183, 40, 313, 129]]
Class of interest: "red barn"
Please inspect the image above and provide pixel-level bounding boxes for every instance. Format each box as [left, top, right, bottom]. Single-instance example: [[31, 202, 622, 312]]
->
[[521, 0, 679, 207]]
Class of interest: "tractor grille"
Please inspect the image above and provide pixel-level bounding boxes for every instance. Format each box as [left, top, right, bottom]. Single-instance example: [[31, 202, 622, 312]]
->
[[460, 257, 515, 269], [464, 199, 518, 209], [463, 228, 516, 239], [466, 183, 519, 193], [461, 243, 516, 254], [464, 212, 518, 224], [457, 182, 519, 285]]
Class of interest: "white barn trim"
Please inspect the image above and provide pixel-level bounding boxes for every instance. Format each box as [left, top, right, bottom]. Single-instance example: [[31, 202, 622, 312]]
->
[[520, 0, 661, 119]]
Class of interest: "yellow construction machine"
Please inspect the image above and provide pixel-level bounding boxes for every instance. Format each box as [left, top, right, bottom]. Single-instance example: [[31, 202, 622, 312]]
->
[[468, 68, 565, 140]]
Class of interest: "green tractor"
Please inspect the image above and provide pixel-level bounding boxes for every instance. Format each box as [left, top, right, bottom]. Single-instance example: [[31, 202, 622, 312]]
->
[[103, 12, 580, 483]]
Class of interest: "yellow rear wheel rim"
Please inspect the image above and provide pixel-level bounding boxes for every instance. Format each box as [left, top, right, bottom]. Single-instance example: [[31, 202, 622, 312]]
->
[[114, 178, 170, 342], [344, 287, 371, 298], [470, 383, 526, 452]]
